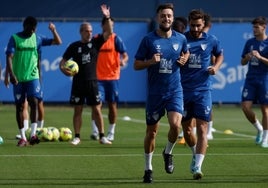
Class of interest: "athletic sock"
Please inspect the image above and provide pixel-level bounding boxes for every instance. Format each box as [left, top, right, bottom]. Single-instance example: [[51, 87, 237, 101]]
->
[[23, 120, 29, 131], [262, 130, 268, 143], [20, 128, 27, 140], [164, 140, 176, 154], [195, 154, 205, 168], [37, 120, 44, 128], [207, 121, 213, 134], [30, 123, 38, 137], [145, 152, 153, 170], [91, 120, 99, 134], [108, 123, 116, 134], [254, 120, 263, 132]]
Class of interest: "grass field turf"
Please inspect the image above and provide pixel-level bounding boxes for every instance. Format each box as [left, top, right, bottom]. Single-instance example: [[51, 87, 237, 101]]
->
[[0, 104, 268, 188]]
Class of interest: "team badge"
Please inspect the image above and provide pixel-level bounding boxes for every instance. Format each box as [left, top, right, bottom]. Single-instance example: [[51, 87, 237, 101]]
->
[[173, 44, 179, 51], [259, 45, 264, 52], [201, 44, 207, 51]]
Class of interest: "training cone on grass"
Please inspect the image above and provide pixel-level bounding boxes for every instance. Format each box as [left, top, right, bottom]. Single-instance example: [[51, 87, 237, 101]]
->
[[224, 129, 233, 134]]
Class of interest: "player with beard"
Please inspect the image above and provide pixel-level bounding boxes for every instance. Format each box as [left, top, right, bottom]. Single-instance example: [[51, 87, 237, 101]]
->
[[180, 9, 223, 179], [134, 3, 189, 183]]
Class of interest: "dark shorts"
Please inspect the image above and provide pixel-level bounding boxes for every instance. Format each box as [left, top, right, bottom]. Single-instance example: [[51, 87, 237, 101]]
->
[[13, 79, 42, 103], [242, 76, 268, 104], [145, 92, 183, 125], [70, 80, 101, 106], [98, 80, 119, 102], [182, 90, 212, 122]]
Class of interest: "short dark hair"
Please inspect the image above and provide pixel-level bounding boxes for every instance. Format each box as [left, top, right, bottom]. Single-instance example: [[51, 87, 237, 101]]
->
[[204, 13, 212, 27], [156, 3, 174, 13], [188, 9, 205, 21], [23, 16, 37, 28], [174, 17, 188, 28], [252, 16, 267, 25]]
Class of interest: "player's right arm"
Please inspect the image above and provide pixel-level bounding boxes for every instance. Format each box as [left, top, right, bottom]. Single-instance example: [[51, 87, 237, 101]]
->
[[6, 54, 18, 85], [134, 53, 161, 70], [241, 52, 252, 65]]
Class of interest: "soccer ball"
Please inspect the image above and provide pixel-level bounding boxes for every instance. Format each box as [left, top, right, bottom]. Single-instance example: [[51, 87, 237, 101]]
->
[[64, 60, 79, 76], [36, 128, 47, 141], [48, 127, 60, 141], [43, 128, 53, 141], [36, 127, 53, 141], [0, 136, 3, 144], [59, 127, 72, 141]]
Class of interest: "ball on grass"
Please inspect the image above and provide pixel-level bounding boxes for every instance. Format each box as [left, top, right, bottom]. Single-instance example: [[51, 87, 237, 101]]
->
[[0, 136, 4, 144], [59, 127, 72, 141]]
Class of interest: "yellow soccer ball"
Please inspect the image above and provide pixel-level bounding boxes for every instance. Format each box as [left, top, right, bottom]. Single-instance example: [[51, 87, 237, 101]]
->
[[59, 127, 72, 141], [64, 60, 79, 76]]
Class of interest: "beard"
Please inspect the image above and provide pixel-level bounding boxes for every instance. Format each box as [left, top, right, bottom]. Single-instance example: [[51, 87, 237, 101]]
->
[[190, 30, 201, 39], [159, 25, 171, 32]]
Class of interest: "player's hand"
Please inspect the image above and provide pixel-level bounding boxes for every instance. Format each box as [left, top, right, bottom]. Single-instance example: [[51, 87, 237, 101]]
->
[[177, 52, 188, 66], [49, 22, 56, 32], [9, 73, 18, 85], [207, 66, 217, 75], [151, 53, 161, 65], [101, 4, 110, 18], [60, 66, 73, 77], [251, 50, 261, 59]]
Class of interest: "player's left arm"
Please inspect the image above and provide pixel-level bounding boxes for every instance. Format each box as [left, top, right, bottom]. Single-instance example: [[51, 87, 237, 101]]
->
[[208, 53, 223, 75], [49, 22, 62, 45], [251, 50, 268, 65]]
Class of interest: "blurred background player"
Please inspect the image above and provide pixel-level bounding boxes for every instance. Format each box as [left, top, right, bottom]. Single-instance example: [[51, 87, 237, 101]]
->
[[203, 13, 216, 140], [90, 16, 129, 142], [173, 16, 188, 34], [240, 16, 268, 147], [59, 4, 112, 145], [5, 16, 60, 146], [172, 16, 188, 145], [6, 22, 62, 140]]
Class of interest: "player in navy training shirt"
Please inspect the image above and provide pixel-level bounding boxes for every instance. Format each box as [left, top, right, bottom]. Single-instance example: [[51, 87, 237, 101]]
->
[[134, 3, 189, 183], [180, 9, 223, 180], [241, 16, 268, 148]]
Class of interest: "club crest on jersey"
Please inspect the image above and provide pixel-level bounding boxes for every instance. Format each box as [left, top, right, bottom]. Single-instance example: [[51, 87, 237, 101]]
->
[[173, 44, 179, 51], [259, 45, 264, 52], [201, 44, 207, 51]]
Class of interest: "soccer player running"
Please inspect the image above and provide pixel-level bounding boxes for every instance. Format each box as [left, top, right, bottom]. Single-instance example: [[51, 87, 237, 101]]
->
[[241, 16, 268, 148], [5, 16, 62, 146], [90, 16, 129, 142], [59, 4, 112, 145], [134, 3, 189, 183], [180, 9, 223, 180]]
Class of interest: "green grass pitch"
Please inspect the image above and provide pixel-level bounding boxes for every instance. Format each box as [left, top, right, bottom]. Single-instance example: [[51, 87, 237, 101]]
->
[[0, 104, 267, 188]]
